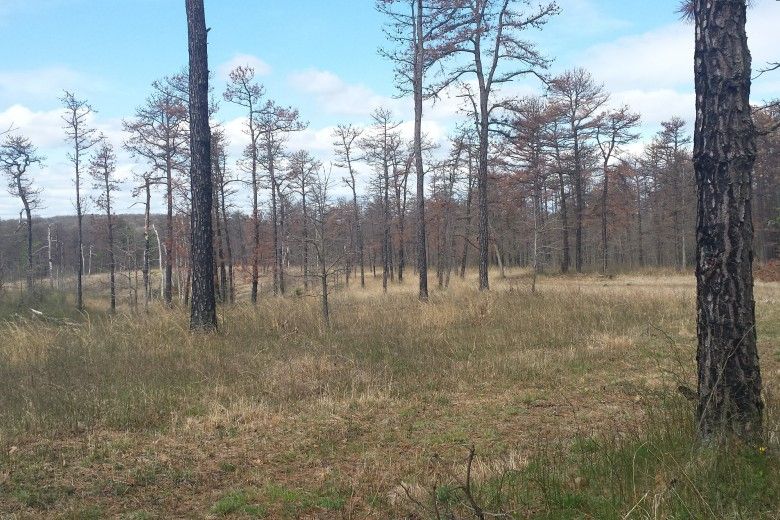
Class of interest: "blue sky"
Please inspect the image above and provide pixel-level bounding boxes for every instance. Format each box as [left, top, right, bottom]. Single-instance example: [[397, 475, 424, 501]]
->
[[0, 0, 777, 217]]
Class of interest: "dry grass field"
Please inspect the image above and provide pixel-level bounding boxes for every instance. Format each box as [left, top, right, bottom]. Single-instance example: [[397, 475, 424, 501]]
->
[[0, 269, 778, 518]]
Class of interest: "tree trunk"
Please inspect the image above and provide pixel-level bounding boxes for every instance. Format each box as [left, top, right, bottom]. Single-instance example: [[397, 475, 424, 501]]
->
[[47, 224, 53, 288], [76, 161, 84, 309], [460, 153, 474, 278], [635, 176, 644, 268], [106, 182, 116, 313], [558, 171, 570, 273], [382, 154, 390, 294], [251, 157, 260, 303], [414, 0, 428, 300], [164, 153, 174, 306], [22, 197, 33, 293], [220, 180, 235, 303], [601, 161, 609, 275], [477, 103, 490, 290], [143, 179, 151, 307], [693, 0, 762, 441], [302, 191, 309, 292], [187, 0, 217, 331]]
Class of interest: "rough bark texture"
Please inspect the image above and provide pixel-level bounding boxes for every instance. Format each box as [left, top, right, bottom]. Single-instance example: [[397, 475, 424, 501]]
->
[[186, 0, 217, 331], [693, 0, 762, 441]]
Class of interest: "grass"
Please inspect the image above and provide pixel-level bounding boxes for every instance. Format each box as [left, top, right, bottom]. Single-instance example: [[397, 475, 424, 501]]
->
[[0, 268, 778, 518]]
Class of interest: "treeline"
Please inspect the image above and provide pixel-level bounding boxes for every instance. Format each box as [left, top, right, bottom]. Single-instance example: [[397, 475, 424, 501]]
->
[[1, 94, 778, 305], [1, 2, 778, 309]]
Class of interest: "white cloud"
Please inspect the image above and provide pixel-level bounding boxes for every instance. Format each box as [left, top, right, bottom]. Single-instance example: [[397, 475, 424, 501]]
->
[[0, 66, 101, 106], [579, 24, 693, 92], [0, 104, 67, 149], [288, 68, 402, 117], [217, 53, 272, 82], [608, 89, 695, 135]]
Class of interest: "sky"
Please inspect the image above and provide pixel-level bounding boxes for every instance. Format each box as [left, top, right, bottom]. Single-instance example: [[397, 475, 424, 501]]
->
[[0, 0, 777, 218]]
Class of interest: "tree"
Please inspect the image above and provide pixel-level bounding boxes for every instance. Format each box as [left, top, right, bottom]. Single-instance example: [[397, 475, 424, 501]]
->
[[378, 0, 469, 299], [447, 0, 558, 289], [186, 0, 217, 331], [362, 108, 401, 294], [596, 106, 640, 274], [224, 65, 265, 303], [547, 69, 608, 273], [211, 126, 236, 303], [132, 170, 154, 308], [693, 0, 763, 440], [257, 101, 307, 296], [333, 124, 366, 288], [61, 91, 99, 310], [124, 75, 189, 306], [309, 166, 342, 328], [1, 134, 43, 293], [287, 150, 320, 292], [506, 96, 552, 290], [655, 117, 693, 269], [89, 139, 119, 312]]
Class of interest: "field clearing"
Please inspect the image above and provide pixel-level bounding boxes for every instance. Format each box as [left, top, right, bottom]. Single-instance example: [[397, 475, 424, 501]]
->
[[0, 270, 778, 518]]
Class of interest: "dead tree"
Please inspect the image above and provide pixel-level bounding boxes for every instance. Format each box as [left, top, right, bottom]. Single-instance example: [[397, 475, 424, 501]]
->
[[257, 101, 307, 296], [547, 69, 608, 273], [378, 0, 469, 299], [333, 124, 366, 288], [309, 166, 341, 328], [692, 0, 763, 441], [362, 108, 401, 294], [224, 65, 265, 303], [596, 106, 640, 274], [132, 171, 154, 308], [186, 0, 217, 331], [1, 134, 44, 293], [287, 150, 320, 293], [444, 0, 558, 289], [124, 75, 189, 306], [89, 139, 120, 312], [61, 91, 99, 310]]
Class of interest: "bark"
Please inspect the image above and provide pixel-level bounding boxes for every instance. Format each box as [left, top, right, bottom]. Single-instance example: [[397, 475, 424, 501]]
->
[[76, 159, 84, 308], [694, 0, 762, 441], [634, 175, 644, 267], [20, 185, 33, 293], [477, 88, 490, 290], [47, 224, 53, 287], [164, 149, 174, 305], [220, 174, 235, 303], [557, 170, 570, 273], [302, 189, 309, 292], [187, 0, 217, 331], [269, 150, 280, 296], [460, 148, 475, 278], [143, 178, 151, 307], [105, 175, 116, 313], [601, 163, 609, 274], [413, 0, 429, 300], [383, 151, 391, 294]]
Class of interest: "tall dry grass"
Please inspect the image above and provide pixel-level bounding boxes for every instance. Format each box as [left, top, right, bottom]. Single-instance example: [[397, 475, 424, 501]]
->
[[0, 269, 777, 518]]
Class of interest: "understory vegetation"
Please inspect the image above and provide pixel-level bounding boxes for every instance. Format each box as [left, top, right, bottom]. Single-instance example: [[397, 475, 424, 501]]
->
[[0, 270, 778, 518]]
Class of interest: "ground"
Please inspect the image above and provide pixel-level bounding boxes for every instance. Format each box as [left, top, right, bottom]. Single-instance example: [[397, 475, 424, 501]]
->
[[0, 270, 778, 519]]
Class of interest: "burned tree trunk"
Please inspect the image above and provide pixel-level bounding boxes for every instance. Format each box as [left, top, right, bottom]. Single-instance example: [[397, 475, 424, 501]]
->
[[693, 0, 762, 441], [186, 0, 217, 331]]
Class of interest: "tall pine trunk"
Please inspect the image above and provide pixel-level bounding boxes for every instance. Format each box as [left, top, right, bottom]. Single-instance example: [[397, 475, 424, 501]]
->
[[693, 0, 762, 441], [186, 0, 217, 331]]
